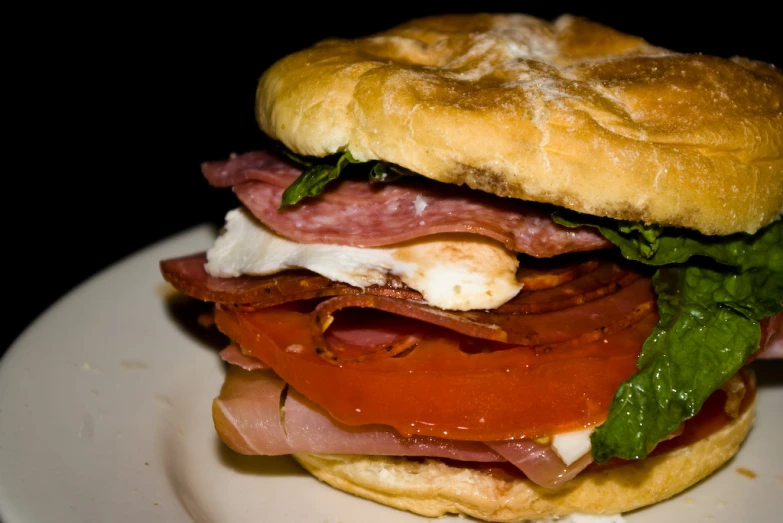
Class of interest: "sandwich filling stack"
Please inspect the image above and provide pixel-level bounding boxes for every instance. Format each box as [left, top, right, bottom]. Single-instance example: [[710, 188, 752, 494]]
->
[[161, 13, 783, 521]]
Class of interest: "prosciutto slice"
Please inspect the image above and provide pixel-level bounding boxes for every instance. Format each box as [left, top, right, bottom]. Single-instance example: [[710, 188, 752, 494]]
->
[[202, 151, 611, 257], [219, 343, 269, 371], [212, 364, 291, 455], [758, 312, 783, 359], [214, 366, 504, 462], [487, 440, 593, 488], [213, 365, 744, 489], [213, 366, 595, 489]]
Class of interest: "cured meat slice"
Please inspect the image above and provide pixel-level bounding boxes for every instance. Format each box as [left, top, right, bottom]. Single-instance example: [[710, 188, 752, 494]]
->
[[214, 364, 757, 488], [213, 366, 596, 488], [160, 253, 420, 309], [214, 365, 750, 489], [211, 365, 290, 455], [284, 387, 503, 462], [311, 277, 655, 353], [758, 312, 783, 359], [219, 343, 269, 371], [202, 151, 302, 188], [516, 259, 601, 290], [215, 304, 653, 440], [202, 151, 611, 257], [191, 258, 639, 321], [498, 261, 642, 314], [214, 366, 505, 462], [487, 439, 593, 488], [161, 253, 651, 346]]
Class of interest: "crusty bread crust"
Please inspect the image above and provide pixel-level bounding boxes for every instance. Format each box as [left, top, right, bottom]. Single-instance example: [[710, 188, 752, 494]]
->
[[292, 396, 754, 522], [256, 14, 783, 235]]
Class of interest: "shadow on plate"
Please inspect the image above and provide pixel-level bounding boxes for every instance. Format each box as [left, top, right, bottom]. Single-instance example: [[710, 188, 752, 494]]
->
[[164, 292, 227, 352], [753, 359, 782, 387], [216, 437, 308, 477]]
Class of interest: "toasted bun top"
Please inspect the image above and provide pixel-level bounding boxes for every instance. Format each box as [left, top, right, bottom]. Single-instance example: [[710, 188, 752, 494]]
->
[[256, 13, 783, 235]]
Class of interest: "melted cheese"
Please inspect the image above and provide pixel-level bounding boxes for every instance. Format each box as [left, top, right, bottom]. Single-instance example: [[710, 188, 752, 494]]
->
[[206, 208, 522, 311]]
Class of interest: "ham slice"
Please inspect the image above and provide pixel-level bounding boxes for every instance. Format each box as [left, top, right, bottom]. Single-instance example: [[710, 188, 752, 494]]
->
[[487, 440, 593, 488], [211, 365, 290, 455], [213, 366, 594, 488], [213, 366, 720, 489], [202, 151, 611, 257], [213, 364, 757, 490], [219, 343, 269, 371], [214, 366, 504, 462], [758, 312, 783, 359], [284, 387, 502, 461]]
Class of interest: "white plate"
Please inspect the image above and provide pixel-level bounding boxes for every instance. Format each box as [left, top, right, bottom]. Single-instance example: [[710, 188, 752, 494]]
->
[[0, 226, 780, 523]]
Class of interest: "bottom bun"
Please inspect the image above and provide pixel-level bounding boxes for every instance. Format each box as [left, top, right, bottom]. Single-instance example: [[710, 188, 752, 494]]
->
[[293, 395, 755, 522]]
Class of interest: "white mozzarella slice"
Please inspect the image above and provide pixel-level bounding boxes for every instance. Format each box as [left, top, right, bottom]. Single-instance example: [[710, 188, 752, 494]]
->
[[205, 208, 522, 311]]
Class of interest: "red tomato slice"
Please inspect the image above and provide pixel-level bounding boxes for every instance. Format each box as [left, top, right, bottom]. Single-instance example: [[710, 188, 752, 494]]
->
[[215, 302, 655, 441]]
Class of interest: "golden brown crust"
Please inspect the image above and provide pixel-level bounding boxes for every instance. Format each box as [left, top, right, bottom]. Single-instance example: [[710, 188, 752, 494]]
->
[[292, 396, 755, 522], [256, 13, 783, 235]]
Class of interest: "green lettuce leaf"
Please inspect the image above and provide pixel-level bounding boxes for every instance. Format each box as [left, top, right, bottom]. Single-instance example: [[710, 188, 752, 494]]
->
[[555, 213, 783, 462], [591, 265, 767, 462], [554, 212, 783, 271]]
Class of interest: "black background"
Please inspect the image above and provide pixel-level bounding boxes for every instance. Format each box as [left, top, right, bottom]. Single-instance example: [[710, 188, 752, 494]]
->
[[3, 5, 780, 354]]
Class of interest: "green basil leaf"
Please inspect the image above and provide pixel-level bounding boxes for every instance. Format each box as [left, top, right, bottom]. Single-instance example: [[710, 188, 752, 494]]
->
[[278, 151, 361, 209], [368, 162, 406, 184], [279, 148, 316, 167]]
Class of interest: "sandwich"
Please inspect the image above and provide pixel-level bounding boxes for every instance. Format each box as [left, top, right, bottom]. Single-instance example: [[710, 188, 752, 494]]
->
[[160, 13, 783, 522]]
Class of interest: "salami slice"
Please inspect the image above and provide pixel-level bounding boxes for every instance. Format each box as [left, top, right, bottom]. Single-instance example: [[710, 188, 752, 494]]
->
[[203, 151, 611, 257]]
